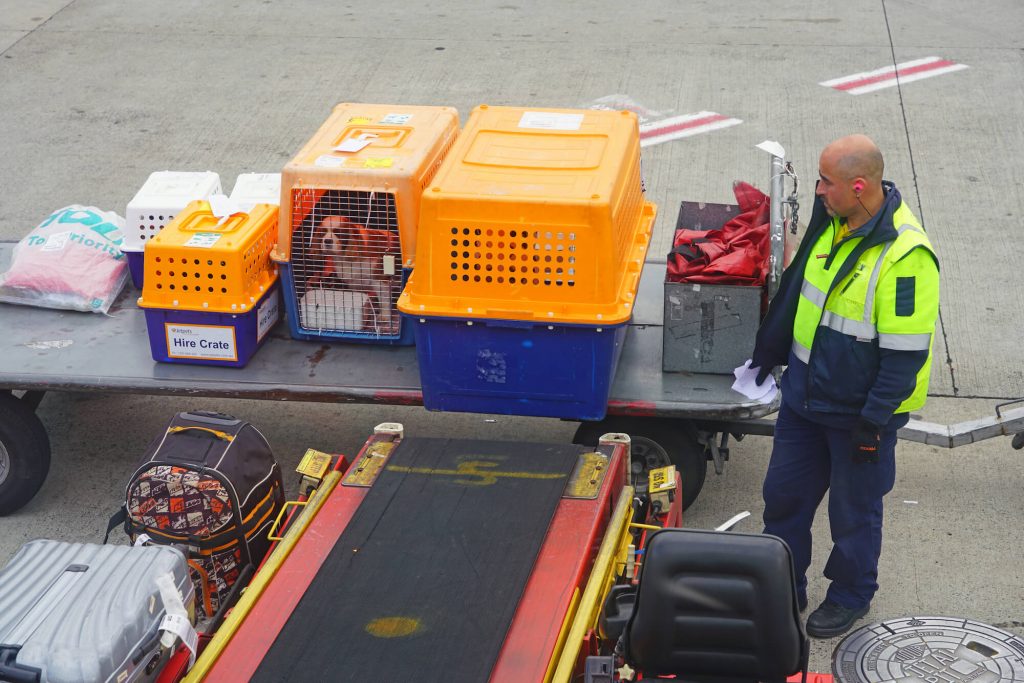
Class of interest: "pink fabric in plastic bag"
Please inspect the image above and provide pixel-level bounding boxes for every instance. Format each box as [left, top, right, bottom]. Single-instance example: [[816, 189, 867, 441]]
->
[[0, 206, 128, 313]]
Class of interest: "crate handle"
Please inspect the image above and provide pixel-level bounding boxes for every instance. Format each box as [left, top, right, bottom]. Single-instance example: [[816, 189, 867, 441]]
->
[[268, 500, 308, 541]]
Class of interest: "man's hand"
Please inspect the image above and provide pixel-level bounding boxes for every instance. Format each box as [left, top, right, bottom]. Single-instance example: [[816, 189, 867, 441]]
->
[[754, 365, 774, 387], [851, 418, 881, 464]]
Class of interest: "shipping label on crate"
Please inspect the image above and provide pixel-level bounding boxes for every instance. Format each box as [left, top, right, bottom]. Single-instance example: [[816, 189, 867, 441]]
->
[[164, 324, 238, 361], [518, 111, 583, 131], [184, 233, 222, 248], [256, 292, 280, 342]]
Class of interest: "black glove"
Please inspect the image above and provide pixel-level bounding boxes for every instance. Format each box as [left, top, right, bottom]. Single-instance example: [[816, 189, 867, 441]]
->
[[851, 418, 881, 464], [754, 365, 774, 386]]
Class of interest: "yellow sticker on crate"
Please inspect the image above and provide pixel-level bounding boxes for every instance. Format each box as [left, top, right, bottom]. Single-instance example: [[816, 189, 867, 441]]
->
[[348, 116, 373, 124], [363, 157, 394, 168]]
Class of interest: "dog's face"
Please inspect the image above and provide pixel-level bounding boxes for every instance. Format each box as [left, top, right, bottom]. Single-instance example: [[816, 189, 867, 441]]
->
[[317, 215, 352, 257]]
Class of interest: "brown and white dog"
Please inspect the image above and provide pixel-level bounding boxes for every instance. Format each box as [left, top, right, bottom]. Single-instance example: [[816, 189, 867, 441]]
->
[[305, 214, 400, 333]]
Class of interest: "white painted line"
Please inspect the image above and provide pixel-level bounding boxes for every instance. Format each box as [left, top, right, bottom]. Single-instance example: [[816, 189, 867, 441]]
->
[[821, 56, 969, 95], [639, 111, 743, 147]]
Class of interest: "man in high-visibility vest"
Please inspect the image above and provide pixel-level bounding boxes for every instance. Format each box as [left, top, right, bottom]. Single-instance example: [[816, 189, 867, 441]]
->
[[751, 134, 939, 638]]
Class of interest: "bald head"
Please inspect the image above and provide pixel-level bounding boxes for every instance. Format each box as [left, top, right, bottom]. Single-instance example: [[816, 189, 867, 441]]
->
[[821, 134, 884, 185]]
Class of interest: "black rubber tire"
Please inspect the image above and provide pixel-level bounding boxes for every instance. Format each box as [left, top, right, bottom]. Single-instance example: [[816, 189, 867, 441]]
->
[[0, 392, 51, 515], [573, 417, 708, 510]]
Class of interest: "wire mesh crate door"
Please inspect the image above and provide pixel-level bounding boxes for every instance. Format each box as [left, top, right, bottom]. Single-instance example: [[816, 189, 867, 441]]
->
[[292, 189, 402, 337]]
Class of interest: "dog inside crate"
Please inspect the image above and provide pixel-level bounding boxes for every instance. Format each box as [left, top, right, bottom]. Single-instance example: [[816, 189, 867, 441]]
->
[[292, 189, 402, 336]]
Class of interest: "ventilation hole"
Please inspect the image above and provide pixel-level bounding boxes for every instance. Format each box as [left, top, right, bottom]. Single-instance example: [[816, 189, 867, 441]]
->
[[485, 264, 493, 271], [532, 267, 540, 273], [221, 274, 227, 280], [194, 272, 200, 278], [497, 265, 505, 272], [169, 271, 175, 277], [474, 240, 481, 247], [568, 268, 575, 275], [169, 284, 175, 290], [462, 228, 470, 235], [462, 263, 469, 270], [473, 275, 480, 282], [473, 264, 481, 271], [545, 231, 552, 239], [510, 266, 516, 273], [462, 240, 469, 247], [451, 228, 458, 235], [208, 273, 213, 279], [486, 241, 492, 248], [168, 257, 175, 264], [451, 239, 458, 246], [532, 278, 539, 285], [556, 280, 563, 286], [208, 287, 214, 292], [557, 232, 564, 239], [193, 259, 200, 265], [220, 261, 226, 267], [206, 260, 213, 266], [450, 274, 458, 281], [498, 230, 505, 237], [497, 242, 505, 249], [485, 276, 492, 283], [451, 251, 458, 257], [462, 251, 470, 258], [221, 287, 227, 293], [509, 277, 517, 284], [569, 233, 576, 240], [510, 230, 517, 238], [497, 277, 505, 283], [156, 284, 162, 289], [148, 215, 154, 220], [521, 242, 527, 249], [486, 229, 493, 236], [568, 281, 575, 287], [474, 229, 481, 236], [462, 275, 469, 281]]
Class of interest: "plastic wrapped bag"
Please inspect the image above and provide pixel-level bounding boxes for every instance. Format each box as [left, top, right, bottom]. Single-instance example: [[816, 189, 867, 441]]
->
[[0, 205, 128, 314]]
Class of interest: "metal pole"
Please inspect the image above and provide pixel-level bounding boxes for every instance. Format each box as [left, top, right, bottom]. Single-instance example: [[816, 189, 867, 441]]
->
[[768, 154, 786, 299]]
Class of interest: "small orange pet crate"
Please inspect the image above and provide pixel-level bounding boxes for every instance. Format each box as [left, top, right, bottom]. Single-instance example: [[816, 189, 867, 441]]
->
[[272, 103, 459, 344], [137, 201, 281, 367], [398, 105, 656, 420]]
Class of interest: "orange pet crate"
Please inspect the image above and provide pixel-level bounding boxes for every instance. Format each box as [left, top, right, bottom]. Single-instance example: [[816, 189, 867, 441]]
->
[[272, 103, 459, 344], [137, 201, 281, 367], [398, 105, 656, 421], [399, 105, 655, 325]]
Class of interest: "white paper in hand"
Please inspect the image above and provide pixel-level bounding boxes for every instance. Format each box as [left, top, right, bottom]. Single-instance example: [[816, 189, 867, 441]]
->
[[732, 359, 778, 403]]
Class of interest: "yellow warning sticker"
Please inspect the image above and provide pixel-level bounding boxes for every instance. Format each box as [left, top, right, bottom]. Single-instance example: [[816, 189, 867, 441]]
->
[[348, 116, 373, 124], [364, 157, 394, 168]]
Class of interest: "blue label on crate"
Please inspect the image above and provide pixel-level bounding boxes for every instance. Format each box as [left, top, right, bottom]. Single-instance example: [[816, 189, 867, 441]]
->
[[165, 323, 238, 361]]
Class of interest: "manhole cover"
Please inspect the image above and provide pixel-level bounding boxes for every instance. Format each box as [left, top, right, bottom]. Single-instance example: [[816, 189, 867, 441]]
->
[[833, 617, 1024, 682]]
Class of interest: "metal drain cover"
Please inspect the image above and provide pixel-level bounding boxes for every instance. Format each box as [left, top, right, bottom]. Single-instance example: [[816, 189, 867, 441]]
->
[[833, 617, 1024, 682]]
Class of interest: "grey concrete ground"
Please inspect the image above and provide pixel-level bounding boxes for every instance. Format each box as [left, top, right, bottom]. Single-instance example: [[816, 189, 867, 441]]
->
[[1, 0, 1023, 676]]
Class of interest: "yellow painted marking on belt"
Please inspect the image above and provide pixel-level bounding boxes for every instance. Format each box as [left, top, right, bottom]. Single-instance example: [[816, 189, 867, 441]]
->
[[386, 459, 565, 486], [365, 616, 423, 638]]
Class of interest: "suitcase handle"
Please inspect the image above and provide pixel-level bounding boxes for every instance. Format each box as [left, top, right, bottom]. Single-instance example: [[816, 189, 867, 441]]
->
[[0, 646, 41, 683], [167, 426, 235, 442]]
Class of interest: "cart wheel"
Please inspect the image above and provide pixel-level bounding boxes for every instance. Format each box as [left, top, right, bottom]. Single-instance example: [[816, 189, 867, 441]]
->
[[573, 418, 708, 510], [0, 393, 51, 515]]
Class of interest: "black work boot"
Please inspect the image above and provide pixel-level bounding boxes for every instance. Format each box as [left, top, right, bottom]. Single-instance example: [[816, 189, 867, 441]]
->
[[805, 600, 869, 638]]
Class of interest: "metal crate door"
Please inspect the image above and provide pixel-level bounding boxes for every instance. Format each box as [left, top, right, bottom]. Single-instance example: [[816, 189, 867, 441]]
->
[[290, 189, 403, 338]]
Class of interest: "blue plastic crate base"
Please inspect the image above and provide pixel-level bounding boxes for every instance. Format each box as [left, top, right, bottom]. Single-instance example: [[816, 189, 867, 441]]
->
[[124, 248, 144, 289], [143, 282, 281, 368], [279, 262, 414, 346], [407, 315, 628, 421]]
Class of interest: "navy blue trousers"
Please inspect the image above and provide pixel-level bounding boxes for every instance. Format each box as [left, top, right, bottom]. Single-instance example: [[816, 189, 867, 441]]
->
[[762, 401, 897, 609]]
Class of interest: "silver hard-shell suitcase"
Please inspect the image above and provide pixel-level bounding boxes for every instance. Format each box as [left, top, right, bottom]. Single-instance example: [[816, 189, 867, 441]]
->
[[0, 541, 194, 683]]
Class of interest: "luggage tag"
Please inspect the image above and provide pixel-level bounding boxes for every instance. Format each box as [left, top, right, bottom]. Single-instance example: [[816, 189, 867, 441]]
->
[[156, 573, 199, 666]]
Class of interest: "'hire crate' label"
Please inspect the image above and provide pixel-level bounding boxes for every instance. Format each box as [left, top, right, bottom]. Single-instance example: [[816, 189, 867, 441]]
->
[[165, 324, 238, 361]]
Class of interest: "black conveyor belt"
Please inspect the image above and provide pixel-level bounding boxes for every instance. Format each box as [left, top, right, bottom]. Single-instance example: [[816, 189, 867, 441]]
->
[[253, 437, 581, 682]]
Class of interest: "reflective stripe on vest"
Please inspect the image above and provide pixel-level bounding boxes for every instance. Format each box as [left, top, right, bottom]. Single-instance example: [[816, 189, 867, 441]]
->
[[790, 203, 936, 414]]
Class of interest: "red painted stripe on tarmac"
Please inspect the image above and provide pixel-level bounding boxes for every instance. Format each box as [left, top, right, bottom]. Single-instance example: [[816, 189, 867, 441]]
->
[[833, 59, 956, 91], [640, 113, 728, 139]]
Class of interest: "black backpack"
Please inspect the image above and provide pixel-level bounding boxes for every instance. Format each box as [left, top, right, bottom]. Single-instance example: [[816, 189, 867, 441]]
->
[[106, 411, 284, 619]]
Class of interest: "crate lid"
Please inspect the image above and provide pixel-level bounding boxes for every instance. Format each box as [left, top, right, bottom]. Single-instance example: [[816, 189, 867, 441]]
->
[[230, 173, 282, 211], [127, 171, 222, 206], [283, 103, 459, 182], [138, 201, 279, 313]]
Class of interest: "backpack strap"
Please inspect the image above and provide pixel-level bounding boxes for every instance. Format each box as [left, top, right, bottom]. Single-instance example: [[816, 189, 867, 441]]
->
[[103, 506, 128, 545]]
